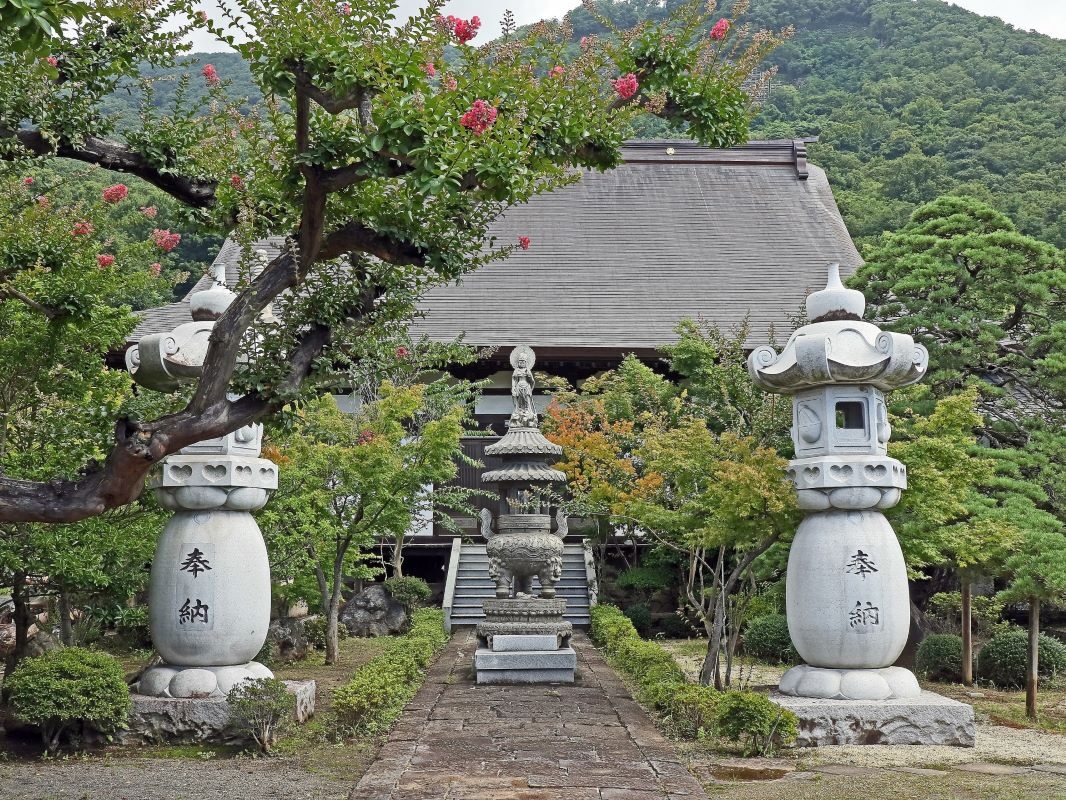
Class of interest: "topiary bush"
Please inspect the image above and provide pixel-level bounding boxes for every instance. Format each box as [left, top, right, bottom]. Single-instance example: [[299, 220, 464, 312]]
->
[[714, 690, 798, 756], [333, 608, 448, 733], [664, 683, 718, 740], [384, 576, 433, 611], [915, 634, 964, 683], [227, 677, 295, 754], [5, 648, 131, 752], [589, 604, 639, 652], [977, 628, 1066, 688], [742, 614, 798, 664]]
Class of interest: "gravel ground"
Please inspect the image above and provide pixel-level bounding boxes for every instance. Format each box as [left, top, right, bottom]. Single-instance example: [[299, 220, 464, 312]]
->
[[0, 757, 352, 800]]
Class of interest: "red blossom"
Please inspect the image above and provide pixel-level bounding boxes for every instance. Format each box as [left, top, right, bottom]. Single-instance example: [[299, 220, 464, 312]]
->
[[96, 254, 115, 268], [46, 55, 58, 67], [102, 183, 129, 204], [549, 65, 565, 78], [710, 18, 730, 40], [422, 62, 436, 77], [201, 64, 220, 86], [612, 73, 639, 100], [22, 177, 33, 186], [357, 430, 376, 445], [151, 228, 181, 252], [72, 221, 93, 236], [141, 205, 158, 218], [149, 262, 162, 277], [460, 99, 497, 135], [229, 174, 244, 189], [518, 236, 531, 250], [395, 346, 410, 359]]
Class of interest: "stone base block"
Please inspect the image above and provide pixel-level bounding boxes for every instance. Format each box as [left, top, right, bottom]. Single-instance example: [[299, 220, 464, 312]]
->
[[475, 646, 576, 684], [124, 679, 316, 744], [770, 690, 975, 747], [491, 634, 560, 651]]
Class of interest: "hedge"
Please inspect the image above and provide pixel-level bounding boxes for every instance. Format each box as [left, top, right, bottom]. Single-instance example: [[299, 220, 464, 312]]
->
[[589, 604, 797, 752], [333, 608, 449, 733]]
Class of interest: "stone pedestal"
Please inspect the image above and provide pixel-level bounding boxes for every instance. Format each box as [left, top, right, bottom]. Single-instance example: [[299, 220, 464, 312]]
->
[[475, 634, 576, 684], [771, 691, 975, 747], [124, 679, 316, 745], [476, 598, 572, 649]]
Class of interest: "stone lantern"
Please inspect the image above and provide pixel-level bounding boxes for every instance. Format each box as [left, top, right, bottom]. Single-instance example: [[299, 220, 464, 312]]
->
[[474, 346, 576, 684], [748, 265, 975, 746], [125, 263, 278, 700]]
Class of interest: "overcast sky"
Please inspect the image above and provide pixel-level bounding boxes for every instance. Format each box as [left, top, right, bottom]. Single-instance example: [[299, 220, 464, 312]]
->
[[183, 0, 1065, 51]]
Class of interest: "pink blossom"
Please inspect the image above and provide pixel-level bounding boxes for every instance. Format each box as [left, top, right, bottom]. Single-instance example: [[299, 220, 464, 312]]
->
[[72, 221, 93, 236], [549, 65, 565, 78], [460, 99, 497, 135], [710, 18, 730, 40], [336, 2, 351, 15], [580, 36, 590, 49], [357, 430, 376, 445], [37, 195, 50, 208], [46, 55, 58, 67], [196, 10, 208, 21], [102, 183, 129, 204], [395, 346, 410, 359], [149, 262, 162, 277], [202, 64, 220, 86], [96, 254, 115, 268], [518, 236, 531, 250], [140, 205, 158, 218], [229, 174, 244, 189], [438, 14, 480, 44], [22, 177, 33, 186], [442, 74, 458, 92], [151, 228, 181, 252], [612, 73, 639, 100], [422, 62, 436, 77]]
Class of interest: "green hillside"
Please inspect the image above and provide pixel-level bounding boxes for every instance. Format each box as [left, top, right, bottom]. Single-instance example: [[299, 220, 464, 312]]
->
[[101, 0, 1066, 253]]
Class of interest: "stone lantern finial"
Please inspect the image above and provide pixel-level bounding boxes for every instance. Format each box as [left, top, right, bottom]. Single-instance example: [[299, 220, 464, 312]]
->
[[805, 262, 866, 321]]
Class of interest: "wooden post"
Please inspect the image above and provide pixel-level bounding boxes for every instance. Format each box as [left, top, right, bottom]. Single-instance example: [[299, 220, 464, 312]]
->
[[1026, 597, 1040, 721], [961, 575, 973, 686]]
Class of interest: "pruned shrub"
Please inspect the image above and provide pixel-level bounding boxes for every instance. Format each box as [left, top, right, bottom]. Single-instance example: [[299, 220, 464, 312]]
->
[[613, 638, 684, 680], [227, 678, 295, 754], [977, 628, 1066, 688], [664, 683, 718, 740], [623, 602, 653, 636], [915, 634, 964, 683], [714, 690, 797, 756], [590, 604, 638, 651], [5, 648, 131, 752], [742, 614, 798, 664], [384, 576, 433, 611], [333, 608, 448, 733]]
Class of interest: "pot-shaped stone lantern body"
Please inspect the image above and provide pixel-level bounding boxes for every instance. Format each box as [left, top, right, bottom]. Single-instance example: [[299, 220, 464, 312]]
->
[[125, 261, 278, 699], [748, 264, 929, 700], [480, 345, 568, 599]]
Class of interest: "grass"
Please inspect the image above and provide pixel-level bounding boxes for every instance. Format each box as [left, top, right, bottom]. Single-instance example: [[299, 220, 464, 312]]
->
[[932, 679, 1066, 735]]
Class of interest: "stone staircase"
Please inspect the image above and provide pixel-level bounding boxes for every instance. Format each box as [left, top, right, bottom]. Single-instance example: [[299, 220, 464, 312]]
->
[[444, 540, 592, 630]]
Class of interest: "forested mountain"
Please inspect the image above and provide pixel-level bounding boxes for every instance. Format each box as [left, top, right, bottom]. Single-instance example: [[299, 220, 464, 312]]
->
[[100, 0, 1066, 265]]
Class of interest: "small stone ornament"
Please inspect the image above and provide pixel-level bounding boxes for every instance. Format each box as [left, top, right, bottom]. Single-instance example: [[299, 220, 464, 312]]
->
[[126, 257, 278, 699], [749, 263, 928, 701]]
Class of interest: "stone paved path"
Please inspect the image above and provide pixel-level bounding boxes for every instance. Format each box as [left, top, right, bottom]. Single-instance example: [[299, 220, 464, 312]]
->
[[350, 631, 707, 800]]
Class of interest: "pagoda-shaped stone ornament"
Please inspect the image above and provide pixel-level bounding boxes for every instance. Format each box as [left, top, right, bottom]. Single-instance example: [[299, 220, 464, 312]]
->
[[748, 265, 974, 746], [474, 346, 576, 684], [125, 262, 278, 700]]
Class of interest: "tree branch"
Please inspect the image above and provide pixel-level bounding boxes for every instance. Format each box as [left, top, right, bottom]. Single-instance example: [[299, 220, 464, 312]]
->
[[319, 222, 427, 265], [5, 128, 218, 209], [0, 285, 61, 320]]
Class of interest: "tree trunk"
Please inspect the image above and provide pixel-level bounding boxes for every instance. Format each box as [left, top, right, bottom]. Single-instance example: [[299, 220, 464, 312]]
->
[[1026, 597, 1040, 721], [57, 587, 74, 646], [325, 593, 341, 666], [391, 538, 404, 578], [6, 572, 34, 674], [961, 574, 974, 686]]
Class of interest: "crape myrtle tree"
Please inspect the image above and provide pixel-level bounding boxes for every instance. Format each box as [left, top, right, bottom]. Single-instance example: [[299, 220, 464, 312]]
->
[[0, 0, 791, 524]]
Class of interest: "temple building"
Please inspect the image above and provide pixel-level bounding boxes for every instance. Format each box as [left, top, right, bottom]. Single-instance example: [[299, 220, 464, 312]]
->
[[129, 138, 861, 588]]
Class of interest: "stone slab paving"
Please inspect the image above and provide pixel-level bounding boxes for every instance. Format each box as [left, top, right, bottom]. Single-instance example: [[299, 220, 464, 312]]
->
[[350, 630, 706, 800]]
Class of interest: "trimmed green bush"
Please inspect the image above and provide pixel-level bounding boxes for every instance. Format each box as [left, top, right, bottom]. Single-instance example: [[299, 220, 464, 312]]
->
[[384, 576, 433, 611], [613, 638, 685, 680], [664, 683, 718, 740], [333, 608, 448, 733], [977, 628, 1066, 688], [623, 602, 653, 636], [915, 634, 964, 683], [743, 614, 798, 664], [5, 648, 131, 752], [714, 690, 798, 756], [589, 604, 638, 652], [228, 677, 295, 754]]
